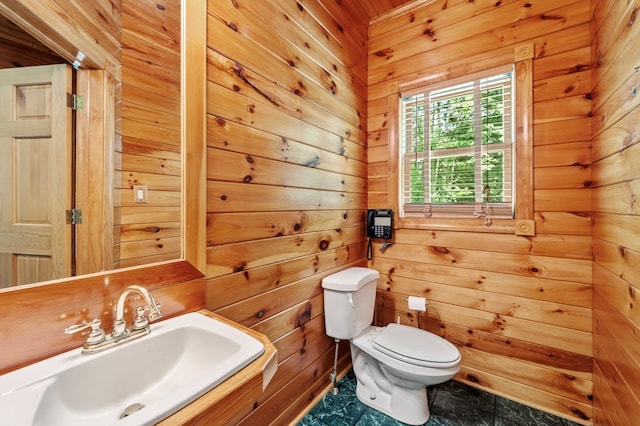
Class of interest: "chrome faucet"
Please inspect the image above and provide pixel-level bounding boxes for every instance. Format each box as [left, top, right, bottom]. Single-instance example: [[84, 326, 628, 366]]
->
[[65, 285, 162, 354]]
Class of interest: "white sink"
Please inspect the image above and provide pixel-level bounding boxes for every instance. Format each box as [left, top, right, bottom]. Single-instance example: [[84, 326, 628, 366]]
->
[[0, 312, 264, 425]]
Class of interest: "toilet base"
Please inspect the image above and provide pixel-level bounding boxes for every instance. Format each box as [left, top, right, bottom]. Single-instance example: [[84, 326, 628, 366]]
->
[[354, 378, 430, 425]]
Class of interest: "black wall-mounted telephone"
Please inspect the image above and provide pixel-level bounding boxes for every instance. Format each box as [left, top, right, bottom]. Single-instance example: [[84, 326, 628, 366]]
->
[[367, 209, 393, 240]]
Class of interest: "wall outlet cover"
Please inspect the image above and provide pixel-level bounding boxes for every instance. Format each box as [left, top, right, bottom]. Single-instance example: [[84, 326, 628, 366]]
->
[[133, 185, 148, 204]]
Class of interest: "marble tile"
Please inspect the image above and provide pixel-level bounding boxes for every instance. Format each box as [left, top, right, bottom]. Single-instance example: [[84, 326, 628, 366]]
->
[[429, 385, 494, 426], [434, 380, 496, 412], [306, 372, 366, 426], [355, 407, 407, 425], [307, 390, 367, 426], [298, 414, 327, 426], [298, 369, 579, 426], [429, 379, 495, 425], [495, 396, 564, 426], [426, 385, 439, 410], [426, 412, 492, 426]]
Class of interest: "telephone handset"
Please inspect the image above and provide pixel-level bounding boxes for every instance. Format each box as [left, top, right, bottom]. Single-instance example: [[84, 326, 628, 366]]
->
[[367, 209, 393, 261], [367, 209, 393, 239]]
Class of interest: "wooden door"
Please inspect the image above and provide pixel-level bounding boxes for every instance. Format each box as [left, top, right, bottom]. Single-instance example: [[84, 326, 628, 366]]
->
[[0, 64, 72, 287]]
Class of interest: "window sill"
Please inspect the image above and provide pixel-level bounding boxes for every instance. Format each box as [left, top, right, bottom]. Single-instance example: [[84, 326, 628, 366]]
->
[[398, 216, 518, 234]]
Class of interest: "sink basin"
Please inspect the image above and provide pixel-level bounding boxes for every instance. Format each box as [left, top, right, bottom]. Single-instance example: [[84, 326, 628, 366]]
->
[[0, 312, 264, 425]]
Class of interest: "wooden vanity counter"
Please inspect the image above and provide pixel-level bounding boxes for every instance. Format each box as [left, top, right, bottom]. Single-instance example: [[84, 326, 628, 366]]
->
[[156, 310, 278, 425]]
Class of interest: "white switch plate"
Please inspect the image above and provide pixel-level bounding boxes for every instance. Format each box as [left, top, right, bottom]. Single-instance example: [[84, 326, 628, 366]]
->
[[133, 185, 148, 204]]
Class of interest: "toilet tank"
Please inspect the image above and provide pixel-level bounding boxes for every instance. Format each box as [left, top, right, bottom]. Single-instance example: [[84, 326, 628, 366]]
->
[[321, 267, 380, 340]]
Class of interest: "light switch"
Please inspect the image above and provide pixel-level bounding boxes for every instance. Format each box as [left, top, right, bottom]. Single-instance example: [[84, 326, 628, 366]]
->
[[133, 185, 148, 204]]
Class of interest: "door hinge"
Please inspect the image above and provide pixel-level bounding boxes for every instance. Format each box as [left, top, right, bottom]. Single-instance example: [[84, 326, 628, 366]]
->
[[67, 93, 84, 110], [66, 209, 83, 225]]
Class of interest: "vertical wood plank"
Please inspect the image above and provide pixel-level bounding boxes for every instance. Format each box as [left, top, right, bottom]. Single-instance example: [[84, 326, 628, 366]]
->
[[183, 0, 207, 273], [386, 91, 399, 223], [515, 45, 534, 221], [75, 69, 114, 275]]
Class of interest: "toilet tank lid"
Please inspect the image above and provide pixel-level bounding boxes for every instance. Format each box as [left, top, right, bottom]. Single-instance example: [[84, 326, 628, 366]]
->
[[321, 267, 380, 291]]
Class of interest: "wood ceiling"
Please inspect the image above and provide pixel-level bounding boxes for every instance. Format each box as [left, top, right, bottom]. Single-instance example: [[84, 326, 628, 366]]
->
[[354, 0, 417, 21], [0, 14, 64, 68], [0, 0, 416, 69]]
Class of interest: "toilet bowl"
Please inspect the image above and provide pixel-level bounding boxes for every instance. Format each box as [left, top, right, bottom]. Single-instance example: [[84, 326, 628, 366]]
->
[[350, 324, 460, 424], [321, 267, 461, 425]]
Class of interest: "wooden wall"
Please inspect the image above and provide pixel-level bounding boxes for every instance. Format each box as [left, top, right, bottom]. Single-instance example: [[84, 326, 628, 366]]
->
[[6, 1, 640, 424], [0, 0, 201, 375], [117, 0, 182, 268], [591, 0, 640, 424], [203, 0, 369, 423], [0, 15, 64, 68], [0, 0, 120, 71], [0, 0, 181, 271], [0, 260, 205, 374], [367, 0, 593, 424]]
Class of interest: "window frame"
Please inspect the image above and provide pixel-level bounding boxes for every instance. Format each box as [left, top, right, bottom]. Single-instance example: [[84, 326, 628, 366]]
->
[[400, 65, 515, 220], [387, 44, 534, 235]]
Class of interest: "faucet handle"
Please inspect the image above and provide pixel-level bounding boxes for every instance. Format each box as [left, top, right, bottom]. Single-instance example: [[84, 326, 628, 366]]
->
[[131, 306, 150, 331], [147, 299, 163, 321], [65, 318, 106, 346], [65, 318, 100, 334]]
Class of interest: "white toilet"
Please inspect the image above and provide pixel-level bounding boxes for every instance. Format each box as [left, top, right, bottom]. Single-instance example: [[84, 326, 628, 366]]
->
[[322, 267, 461, 425]]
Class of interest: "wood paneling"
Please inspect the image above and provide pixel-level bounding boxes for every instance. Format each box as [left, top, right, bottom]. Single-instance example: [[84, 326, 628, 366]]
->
[[75, 70, 115, 275], [0, 260, 205, 374], [6, 1, 640, 424], [204, 0, 368, 424], [591, 0, 640, 423], [117, 0, 182, 267], [354, 0, 414, 23], [0, 0, 119, 71], [367, 0, 593, 423], [0, 15, 64, 68], [1, 0, 182, 270], [0, 0, 200, 373]]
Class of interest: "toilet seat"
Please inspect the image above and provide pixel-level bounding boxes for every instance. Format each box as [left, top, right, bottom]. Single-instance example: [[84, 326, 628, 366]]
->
[[373, 323, 460, 368]]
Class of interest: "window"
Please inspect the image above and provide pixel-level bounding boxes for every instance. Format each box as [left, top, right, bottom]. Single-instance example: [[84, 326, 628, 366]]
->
[[400, 65, 515, 220]]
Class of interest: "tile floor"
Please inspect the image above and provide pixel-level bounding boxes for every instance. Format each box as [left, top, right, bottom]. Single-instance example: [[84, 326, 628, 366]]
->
[[298, 370, 583, 426]]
